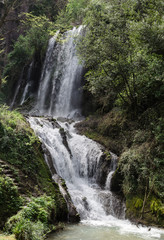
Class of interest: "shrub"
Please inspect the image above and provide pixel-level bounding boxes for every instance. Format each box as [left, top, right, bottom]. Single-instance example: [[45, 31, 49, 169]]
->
[[0, 105, 55, 193], [6, 196, 56, 240], [0, 176, 22, 227]]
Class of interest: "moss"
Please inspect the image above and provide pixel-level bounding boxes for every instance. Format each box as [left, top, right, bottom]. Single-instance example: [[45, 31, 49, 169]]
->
[[126, 195, 164, 227]]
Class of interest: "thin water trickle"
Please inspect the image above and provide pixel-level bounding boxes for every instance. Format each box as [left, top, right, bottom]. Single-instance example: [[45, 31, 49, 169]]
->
[[10, 67, 25, 109], [20, 62, 33, 105]]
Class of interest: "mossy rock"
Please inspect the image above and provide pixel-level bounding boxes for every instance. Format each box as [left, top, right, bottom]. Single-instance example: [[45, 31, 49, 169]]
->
[[110, 167, 123, 194]]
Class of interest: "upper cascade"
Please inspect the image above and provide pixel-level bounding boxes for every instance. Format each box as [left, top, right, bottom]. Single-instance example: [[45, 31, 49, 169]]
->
[[34, 26, 84, 118]]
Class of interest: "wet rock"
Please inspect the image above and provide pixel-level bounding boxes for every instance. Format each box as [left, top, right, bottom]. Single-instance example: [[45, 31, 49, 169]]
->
[[42, 143, 57, 175], [110, 167, 123, 194], [59, 128, 72, 157], [82, 197, 90, 211], [96, 153, 111, 187], [52, 174, 80, 223], [42, 144, 79, 223], [57, 117, 74, 124]]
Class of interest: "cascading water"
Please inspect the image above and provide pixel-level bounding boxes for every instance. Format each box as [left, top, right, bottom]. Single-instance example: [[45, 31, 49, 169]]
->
[[28, 118, 164, 239], [27, 25, 125, 223], [29, 117, 124, 221], [26, 27, 164, 239], [35, 26, 84, 118]]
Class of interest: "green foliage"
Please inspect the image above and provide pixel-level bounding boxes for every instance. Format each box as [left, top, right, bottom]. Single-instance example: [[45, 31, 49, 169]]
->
[[119, 146, 164, 199], [134, 198, 143, 209], [6, 196, 56, 240], [21, 13, 55, 56], [3, 13, 55, 92], [77, 0, 164, 114], [126, 195, 164, 225], [56, 0, 90, 30], [126, 197, 143, 215], [29, 0, 67, 21], [0, 105, 56, 194], [152, 118, 164, 145], [0, 176, 22, 227], [14, 220, 46, 240], [22, 196, 56, 223], [66, 0, 89, 22], [150, 198, 164, 220]]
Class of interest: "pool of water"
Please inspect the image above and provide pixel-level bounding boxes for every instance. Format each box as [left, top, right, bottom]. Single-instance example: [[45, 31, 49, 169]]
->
[[48, 222, 164, 240]]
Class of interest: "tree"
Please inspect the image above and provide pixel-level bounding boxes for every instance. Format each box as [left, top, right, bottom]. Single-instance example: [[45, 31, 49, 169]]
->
[[3, 13, 55, 97], [77, 0, 164, 115], [0, 0, 21, 29], [29, 0, 68, 21], [66, 0, 89, 22]]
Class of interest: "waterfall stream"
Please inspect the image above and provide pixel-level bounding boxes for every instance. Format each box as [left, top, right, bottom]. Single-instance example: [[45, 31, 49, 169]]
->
[[22, 26, 163, 239], [34, 26, 84, 118], [28, 117, 125, 221], [28, 117, 164, 240]]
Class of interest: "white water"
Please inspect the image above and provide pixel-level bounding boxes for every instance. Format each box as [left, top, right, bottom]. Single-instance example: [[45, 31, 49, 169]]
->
[[27, 26, 164, 239], [36, 30, 60, 112], [35, 26, 84, 118], [29, 117, 119, 220], [29, 117, 164, 240], [48, 224, 164, 240]]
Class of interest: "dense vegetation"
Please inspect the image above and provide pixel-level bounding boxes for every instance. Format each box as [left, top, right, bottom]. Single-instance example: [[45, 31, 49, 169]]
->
[[0, 0, 164, 234], [77, 0, 164, 115], [0, 175, 22, 227], [0, 106, 68, 238], [5, 196, 64, 240], [75, 0, 164, 226]]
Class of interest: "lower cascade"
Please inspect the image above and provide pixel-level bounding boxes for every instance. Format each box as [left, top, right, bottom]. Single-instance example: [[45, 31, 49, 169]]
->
[[28, 117, 125, 222], [28, 118, 164, 239], [18, 26, 163, 239]]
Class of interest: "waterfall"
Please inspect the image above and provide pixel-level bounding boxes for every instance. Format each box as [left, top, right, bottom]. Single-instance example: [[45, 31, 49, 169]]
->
[[36, 31, 60, 113], [35, 26, 84, 118], [29, 117, 125, 221], [25, 26, 125, 223]]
